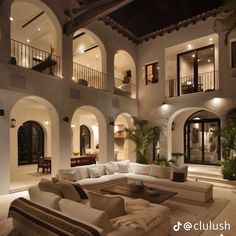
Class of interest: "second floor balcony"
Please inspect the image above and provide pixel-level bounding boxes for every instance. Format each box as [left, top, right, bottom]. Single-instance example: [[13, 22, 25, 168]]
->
[[165, 71, 217, 98]]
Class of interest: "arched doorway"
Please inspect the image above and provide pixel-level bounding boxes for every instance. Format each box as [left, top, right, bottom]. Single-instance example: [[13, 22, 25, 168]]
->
[[114, 50, 136, 98], [18, 121, 44, 165], [80, 125, 91, 155], [114, 113, 135, 162], [71, 106, 107, 163], [184, 110, 221, 165]]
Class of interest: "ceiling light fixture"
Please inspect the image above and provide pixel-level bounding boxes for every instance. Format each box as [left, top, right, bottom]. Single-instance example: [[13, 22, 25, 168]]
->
[[26, 39, 30, 43], [187, 44, 192, 49], [192, 54, 195, 58], [37, 28, 41, 31], [207, 59, 211, 63], [10, 17, 14, 21], [209, 37, 213, 41]]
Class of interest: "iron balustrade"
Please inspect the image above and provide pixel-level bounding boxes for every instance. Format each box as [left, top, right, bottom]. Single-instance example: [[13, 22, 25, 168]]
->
[[72, 62, 107, 91], [165, 71, 217, 98], [114, 77, 136, 98], [10, 39, 62, 78]]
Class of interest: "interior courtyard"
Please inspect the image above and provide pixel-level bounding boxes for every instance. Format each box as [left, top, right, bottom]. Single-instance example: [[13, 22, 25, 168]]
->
[[0, 0, 236, 235]]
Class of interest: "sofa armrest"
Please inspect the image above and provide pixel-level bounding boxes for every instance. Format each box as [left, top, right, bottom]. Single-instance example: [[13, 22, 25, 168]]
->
[[9, 197, 103, 236]]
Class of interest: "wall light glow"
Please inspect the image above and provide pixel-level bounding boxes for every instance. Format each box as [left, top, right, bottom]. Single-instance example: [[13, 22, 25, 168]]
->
[[71, 124, 76, 128], [44, 120, 49, 126]]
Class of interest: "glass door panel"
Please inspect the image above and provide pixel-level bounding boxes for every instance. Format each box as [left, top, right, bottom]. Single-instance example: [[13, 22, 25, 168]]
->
[[179, 51, 195, 95], [189, 122, 202, 164], [203, 122, 219, 164]]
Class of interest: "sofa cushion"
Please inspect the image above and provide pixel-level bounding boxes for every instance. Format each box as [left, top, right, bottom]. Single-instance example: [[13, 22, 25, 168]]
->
[[96, 164, 106, 176], [159, 166, 171, 179], [9, 197, 103, 236], [88, 166, 101, 178], [104, 163, 119, 175], [38, 178, 61, 196], [28, 186, 61, 210], [117, 162, 130, 173], [150, 165, 162, 178], [88, 191, 125, 219], [63, 169, 78, 182], [170, 165, 188, 181], [59, 199, 113, 233], [56, 181, 88, 202], [76, 166, 90, 179], [130, 163, 151, 175]]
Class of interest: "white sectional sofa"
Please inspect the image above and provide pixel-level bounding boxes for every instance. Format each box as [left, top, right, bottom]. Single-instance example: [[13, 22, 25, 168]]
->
[[57, 161, 213, 203], [9, 184, 171, 236]]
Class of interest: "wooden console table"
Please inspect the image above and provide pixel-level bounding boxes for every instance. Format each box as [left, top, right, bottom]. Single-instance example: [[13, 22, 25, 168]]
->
[[71, 154, 96, 167]]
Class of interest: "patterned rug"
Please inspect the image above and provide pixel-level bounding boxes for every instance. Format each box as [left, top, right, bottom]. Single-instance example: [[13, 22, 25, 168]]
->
[[162, 197, 230, 236]]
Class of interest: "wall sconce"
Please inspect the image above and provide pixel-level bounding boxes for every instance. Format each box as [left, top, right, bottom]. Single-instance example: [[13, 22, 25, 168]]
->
[[10, 118, 16, 128], [63, 117, 69, 123], [109, 121, 114, 126], [0, 109, 4, 116]]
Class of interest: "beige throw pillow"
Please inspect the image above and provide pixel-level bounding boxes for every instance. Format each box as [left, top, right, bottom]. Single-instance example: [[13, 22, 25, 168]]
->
[[117, 162, 129, 173], [56, 181, 88, 202], [170, 165, 188, 181], [88, 191, 125, 219], [104, 163, 119, 175], [38, 178, 61, 196], [87, 166, 101, 178], [63, 169, 78, 182], [76, 166, 89, 180], [59, 199, 113, 233]]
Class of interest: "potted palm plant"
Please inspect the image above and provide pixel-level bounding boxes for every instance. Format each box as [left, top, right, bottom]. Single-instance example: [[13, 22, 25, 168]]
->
[[124, 117, 160, 164]]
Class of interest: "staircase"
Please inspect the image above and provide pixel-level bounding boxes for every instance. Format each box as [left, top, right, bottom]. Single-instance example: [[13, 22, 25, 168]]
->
[[187, 164, 236, 189]]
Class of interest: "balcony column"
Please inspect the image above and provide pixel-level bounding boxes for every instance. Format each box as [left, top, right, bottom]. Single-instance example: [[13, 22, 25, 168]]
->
[[57, 116, 72, 169], [61, 34, 73, 82], [218, 33, 230, 96], [0, 110, 10, 194], [106, 51, 115, 94], [0, 1, 11, 63]]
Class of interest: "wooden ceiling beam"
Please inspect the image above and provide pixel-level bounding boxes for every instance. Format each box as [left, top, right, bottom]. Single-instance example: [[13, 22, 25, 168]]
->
[[64, 0, 133, 35]]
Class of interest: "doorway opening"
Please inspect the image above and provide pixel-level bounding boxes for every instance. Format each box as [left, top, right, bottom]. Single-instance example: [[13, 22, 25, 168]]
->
[[184, 110, 220, 165]]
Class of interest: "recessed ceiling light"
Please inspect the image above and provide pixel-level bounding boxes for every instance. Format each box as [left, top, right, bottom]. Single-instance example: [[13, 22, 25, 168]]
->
[[79, 45, 85, 54], [187, 44, 192, 49], [207, 59, 211, 63], [37, 28, 41, 31], [9, 17, 14, 21], [192, 54, 195, 58], [95, 54, 99, 58], [209, 37, 213, 41], [26, 39, 30, 43]]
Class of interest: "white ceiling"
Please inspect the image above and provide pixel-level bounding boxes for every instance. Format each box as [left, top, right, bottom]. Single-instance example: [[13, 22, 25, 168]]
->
[[11, 2, 56, 53]]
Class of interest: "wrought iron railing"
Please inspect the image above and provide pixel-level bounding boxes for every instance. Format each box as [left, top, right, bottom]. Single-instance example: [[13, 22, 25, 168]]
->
[[10, 39, 62, 78], [72, 62, 107, 91], [114, 77, 136, 98], [165, 71, 217, 98]]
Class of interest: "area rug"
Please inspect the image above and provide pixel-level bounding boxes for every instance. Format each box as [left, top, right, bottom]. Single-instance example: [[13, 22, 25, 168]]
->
[[162, 197, 230, 236]]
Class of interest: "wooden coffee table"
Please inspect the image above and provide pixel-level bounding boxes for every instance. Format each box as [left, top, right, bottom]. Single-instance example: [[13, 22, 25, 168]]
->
[[100, 182, 177, 204]]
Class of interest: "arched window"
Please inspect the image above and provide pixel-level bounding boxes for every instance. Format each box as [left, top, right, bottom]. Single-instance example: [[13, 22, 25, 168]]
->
[[80, 125, 91, 155], [18, 121, 44, 165]]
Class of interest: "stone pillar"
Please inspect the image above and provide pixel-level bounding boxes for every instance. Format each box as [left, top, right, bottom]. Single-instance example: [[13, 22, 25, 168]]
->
[[106, 51, 115, 94]]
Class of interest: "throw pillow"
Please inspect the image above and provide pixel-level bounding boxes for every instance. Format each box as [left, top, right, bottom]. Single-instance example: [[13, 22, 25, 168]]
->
[[76, 166, 89, 180], [170, 165, 188, 181], [38, 178, 61, 196], [104, 163, 119, 175], [96, 164, 106, 176], [56, 181, 88, 202], [117, 162, 129, 173], [172, 172, 185, 182], [63, 169, 78, 182], [130, 163, 151, 175], [87, 166, 101, 178], [59, 199, 113, 233], [88, 191, 125, 219], [159, 166, 171, 179], [149, 165, 162, 178]]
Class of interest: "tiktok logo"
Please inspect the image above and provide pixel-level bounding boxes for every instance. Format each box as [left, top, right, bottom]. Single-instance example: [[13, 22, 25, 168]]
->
[[173, 221, 182, 232]]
